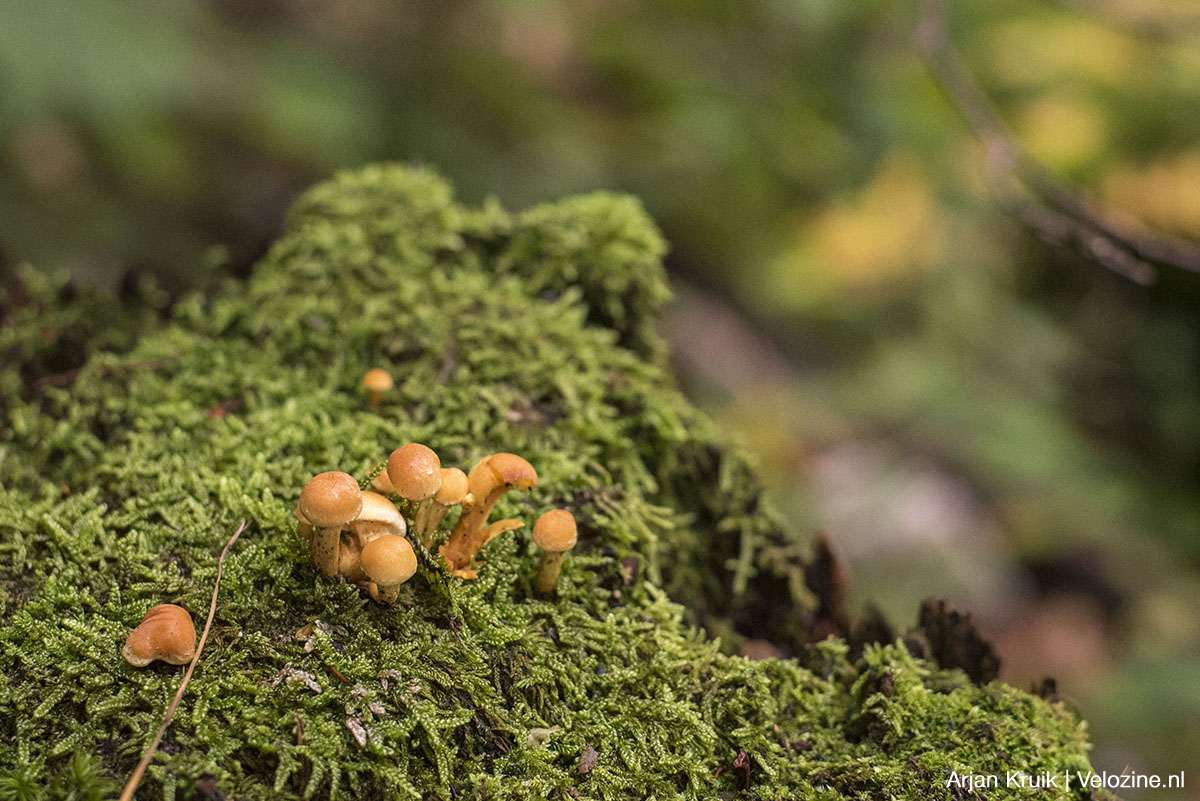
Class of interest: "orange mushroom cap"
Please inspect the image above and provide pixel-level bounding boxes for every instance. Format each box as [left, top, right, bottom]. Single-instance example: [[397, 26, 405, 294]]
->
[[361, 535, 418, 587], [467, 453, 538, 499], [387, 444, 442, 501], [362, 368, 394, 392], [434, 468, 470, 505], [298, 471, 363, 528], [532, 509, 577, 552], [122, 604, 197, 667]]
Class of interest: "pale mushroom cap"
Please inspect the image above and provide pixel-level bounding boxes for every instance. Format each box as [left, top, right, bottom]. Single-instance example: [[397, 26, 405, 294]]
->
[[123, 604, 197, 667], [532, 509, 577, 552], [370, 469, 395, 494], [360, 535, 418, 586], [353, 491, 406, 537], [299, 471, 363, 527], [467, 453, 538, 498], [387, 444, 443, 500], [362, 368, 394, 391], [434, 468, 469, 504]]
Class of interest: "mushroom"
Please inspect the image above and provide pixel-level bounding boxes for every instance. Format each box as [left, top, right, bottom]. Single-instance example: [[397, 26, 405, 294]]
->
[[370, 468, 395, 495], [340, 491, 406, 583], [386, 443, 442, 503], [360, 535, 418, 603], [299, 471, 363, 576], [362, 368, 393, 411], [532, 509, 577, 594], [440, 453, 537, 575], [123, 604, 197, 667], [415, 467, 471, 548]]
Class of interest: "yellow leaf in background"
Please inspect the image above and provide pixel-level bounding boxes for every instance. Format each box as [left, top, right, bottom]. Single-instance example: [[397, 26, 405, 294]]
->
[[1102, 153, 1200, 238], [760, 156, 946, 310], [805, 156, 944, 290], [983, 17, 1136, 87], [1016, 97, 1107, 172]]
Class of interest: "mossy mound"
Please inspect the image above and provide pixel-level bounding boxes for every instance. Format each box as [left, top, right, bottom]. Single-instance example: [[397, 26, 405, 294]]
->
[[0, 165, 1108, 800]]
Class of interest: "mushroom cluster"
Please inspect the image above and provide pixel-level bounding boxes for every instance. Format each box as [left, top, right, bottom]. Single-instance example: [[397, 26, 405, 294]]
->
[[296, 443, 578, 601]]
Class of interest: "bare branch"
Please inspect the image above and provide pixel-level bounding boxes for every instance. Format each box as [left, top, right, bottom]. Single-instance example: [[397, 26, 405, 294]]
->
[[916, 0, 1200, 283]]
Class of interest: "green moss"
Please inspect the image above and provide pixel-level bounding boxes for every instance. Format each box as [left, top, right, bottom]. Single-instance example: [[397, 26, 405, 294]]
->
[[0, 164, 1111, 800]]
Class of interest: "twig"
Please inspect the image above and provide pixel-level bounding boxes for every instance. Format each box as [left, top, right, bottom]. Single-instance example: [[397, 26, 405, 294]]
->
[[916, 0, 1200, 284], [119, 519, 249, 801]]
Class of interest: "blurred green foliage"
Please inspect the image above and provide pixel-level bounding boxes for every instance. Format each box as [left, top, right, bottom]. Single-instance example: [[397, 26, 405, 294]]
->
[[1, 0, 1198, 797]]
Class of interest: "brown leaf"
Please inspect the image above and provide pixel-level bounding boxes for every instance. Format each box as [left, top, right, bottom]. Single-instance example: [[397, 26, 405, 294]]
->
[[578, 745, 598, 775]]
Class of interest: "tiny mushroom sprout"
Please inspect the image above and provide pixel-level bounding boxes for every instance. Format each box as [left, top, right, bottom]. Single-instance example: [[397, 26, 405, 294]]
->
[[532, 509, 577, 594], [440, 453, 537, 577], [362, 368, 393, 411], [299, 471, 363, 577], [415, 467, 471, 548], [360, 534, 418, 603], [123, 604, 197, 667], [340, 491, 406, 583]]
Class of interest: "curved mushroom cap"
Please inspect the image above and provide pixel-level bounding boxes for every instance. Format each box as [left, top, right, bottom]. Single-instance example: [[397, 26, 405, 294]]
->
[[352, 491, 406, 539], [434, 468, 470, 505], [362, 368, 394, 392], [386, 444, 442, 501], [123, 604, 197, 667], [299, 471, 363, 528], [532, 509, 577, 552], [370, 469, 395, 494], [360, 535, 418, 586], [467, 453, 538, 498]]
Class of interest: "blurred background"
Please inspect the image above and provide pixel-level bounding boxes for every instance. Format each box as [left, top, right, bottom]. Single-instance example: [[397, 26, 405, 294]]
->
[[1, 0, 1198, 796]]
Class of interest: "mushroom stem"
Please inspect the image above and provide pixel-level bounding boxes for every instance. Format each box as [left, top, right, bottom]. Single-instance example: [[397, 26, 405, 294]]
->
[[413, 467, 472, 545], [441, 454, 536, 572], [531, 509, 576, 595], [440, 493, 503, 569], [311, 525, 342, 577], [369, 581, 402, 604], [298, 471, 362, 578], [340, 536, 364, 583], [414, 500, 437, 546], [534, 551, 565, 594]]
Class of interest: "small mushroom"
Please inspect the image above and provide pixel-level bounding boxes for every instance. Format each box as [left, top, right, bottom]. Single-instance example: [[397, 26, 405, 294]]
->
[[370, 468, 395, 494], [299, 471, 363, 577], [387, 443, 443, 532], [341, 491, 406, 583], [386, 443, 442, 502], [440, 453, 537, 575], [532, 510, 577, 594], [360, 535, 418, 603], [362, 368, 393, 411], [415, 467, 471, 548], [123, 604, 197, 667]]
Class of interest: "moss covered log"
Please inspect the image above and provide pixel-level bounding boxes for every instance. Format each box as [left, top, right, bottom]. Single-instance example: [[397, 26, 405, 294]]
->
[[0, 165, 1111, 800]]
